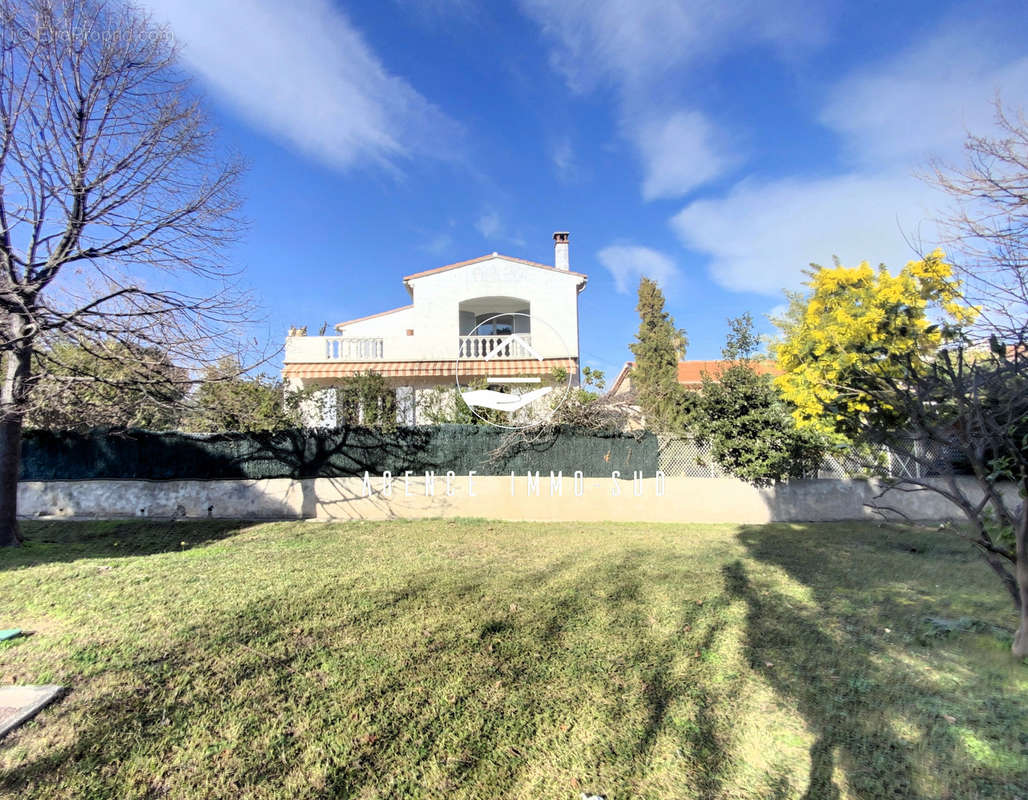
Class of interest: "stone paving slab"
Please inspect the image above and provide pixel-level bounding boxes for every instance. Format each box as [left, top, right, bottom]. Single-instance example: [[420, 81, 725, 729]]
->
[[0, 685, 65, 740]]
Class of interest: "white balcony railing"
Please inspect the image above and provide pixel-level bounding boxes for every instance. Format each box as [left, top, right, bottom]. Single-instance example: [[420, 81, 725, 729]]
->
[[285, 333, 539, 363], [458, 334, 533, 360], [324, 337, 384, 360]]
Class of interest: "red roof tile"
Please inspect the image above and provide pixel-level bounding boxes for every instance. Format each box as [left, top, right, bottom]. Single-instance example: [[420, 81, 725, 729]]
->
[[609, 359, 782, 394]]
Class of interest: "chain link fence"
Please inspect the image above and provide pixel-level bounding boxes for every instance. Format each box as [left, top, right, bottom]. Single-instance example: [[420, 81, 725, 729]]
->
[[655, 436, 726, 478], [656, 435, 964, 480]]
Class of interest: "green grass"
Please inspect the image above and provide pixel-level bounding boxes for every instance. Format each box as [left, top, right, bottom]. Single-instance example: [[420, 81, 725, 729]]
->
[[1, 519, 1026, 799]]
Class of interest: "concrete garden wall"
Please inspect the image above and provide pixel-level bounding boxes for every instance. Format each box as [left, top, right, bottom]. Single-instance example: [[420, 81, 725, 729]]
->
[[18, 475, 1013, 524]]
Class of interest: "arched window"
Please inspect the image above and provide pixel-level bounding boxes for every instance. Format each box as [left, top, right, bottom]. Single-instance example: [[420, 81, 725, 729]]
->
[[458, 297, 530, 335]]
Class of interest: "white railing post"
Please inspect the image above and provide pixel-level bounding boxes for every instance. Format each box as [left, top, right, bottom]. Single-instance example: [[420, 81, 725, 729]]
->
[[457, 334, 532, 360], [314, 336, 386, 361]]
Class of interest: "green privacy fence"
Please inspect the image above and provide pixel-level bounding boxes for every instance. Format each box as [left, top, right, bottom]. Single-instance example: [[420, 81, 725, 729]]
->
[[20, 426, 659, 481]]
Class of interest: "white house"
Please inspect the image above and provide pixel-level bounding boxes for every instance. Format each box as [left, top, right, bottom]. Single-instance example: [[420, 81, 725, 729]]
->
[[283, 232, 587, 424]]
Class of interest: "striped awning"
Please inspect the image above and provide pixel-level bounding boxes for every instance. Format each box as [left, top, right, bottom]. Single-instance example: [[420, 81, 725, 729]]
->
[[283, 358, 577, 380]]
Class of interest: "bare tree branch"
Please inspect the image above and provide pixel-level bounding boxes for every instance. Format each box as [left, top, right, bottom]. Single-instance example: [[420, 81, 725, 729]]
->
[[929, 97, 1028, 341], [0, 0, 265, 546]]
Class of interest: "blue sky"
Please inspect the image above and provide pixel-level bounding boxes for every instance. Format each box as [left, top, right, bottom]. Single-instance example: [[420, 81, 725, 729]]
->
[[139, 0, 1028, 380]]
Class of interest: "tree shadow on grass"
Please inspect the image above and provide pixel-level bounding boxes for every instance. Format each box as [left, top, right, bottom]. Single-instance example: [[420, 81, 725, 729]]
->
[[587, 551, 740, 798], [727, 522, 1028, 799], [418, 549, 753, 799], [723, 559, 917, 799], [0, 519, 260, 570], [0, 543, 757, 799], [13, 526, 986, 799]]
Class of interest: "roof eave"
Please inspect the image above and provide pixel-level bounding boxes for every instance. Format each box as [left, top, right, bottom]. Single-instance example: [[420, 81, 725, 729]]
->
[[403, 253, 588, 283], [333, 304, 413, 332]]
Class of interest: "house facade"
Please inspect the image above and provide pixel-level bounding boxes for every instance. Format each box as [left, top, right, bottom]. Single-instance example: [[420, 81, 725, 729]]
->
[[283, 232, 587, 425]]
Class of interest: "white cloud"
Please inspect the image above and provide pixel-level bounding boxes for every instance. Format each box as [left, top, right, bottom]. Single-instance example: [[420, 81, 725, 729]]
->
[[518, 0, 827, 198], [820, 22, 1028, 167], [672, 17, 1028, 295], [633, 111, 738, 201], [475, 211, 503, 240], [519, 0, 827, 95], [549, 137, 577, 182], [598, 244, 680, 294], [420, 232, 454, 255], [473, 211, 526, 248], [671, 171, 939, 296], [140, 0, 460, 172]]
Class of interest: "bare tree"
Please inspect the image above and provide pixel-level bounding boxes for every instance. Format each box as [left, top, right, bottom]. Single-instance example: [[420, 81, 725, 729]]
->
[[853, 344, 1028, 656], [488, 368, 643, 463], [0, 0, 255, 546], [931, 98, 1028, 341], [26, 337, 188, 430], [845, 101, 1028, 656]]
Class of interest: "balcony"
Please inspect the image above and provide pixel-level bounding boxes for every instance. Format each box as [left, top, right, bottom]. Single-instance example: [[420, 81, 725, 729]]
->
[[457, 334, 534, 360], [323, 337, 384, 360], [284, 333, 537, 364]]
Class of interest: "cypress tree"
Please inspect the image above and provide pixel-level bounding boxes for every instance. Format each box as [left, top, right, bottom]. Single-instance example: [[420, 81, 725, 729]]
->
[[628, 278, 691, 431]]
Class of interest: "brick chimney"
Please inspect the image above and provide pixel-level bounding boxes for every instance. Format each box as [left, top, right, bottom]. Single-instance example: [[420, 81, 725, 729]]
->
[[553, 231, 569, 271]]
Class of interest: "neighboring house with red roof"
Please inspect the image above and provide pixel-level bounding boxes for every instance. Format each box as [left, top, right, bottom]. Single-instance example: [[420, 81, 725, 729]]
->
[[283, 233, 587, 424], [608, 359, 782, 397]]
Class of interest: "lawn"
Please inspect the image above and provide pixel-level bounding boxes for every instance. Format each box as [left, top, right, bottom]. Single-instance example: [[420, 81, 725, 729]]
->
[[1, 519, 1026, 799]]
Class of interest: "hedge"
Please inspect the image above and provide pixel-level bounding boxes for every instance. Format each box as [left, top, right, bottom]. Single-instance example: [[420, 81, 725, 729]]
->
[[20, 426, 659, 481]]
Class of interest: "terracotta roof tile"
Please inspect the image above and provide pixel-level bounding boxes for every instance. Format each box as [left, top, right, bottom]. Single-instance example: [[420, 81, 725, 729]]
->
[[609, 359, 782, 394], [675, 359, 781, 384]]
